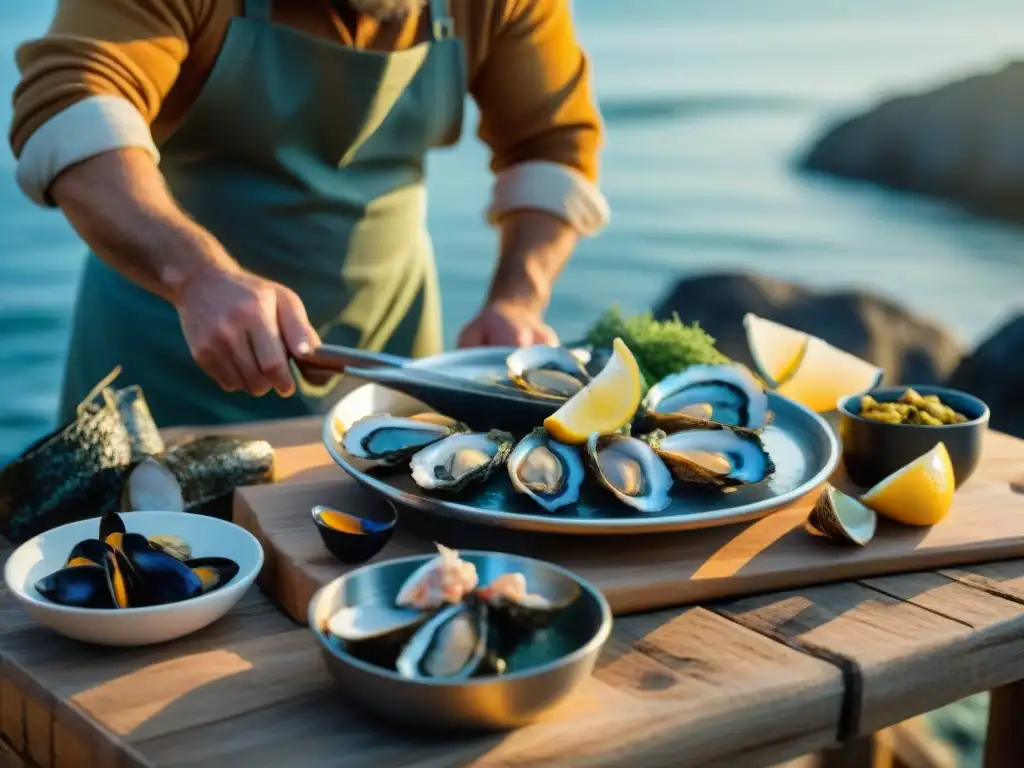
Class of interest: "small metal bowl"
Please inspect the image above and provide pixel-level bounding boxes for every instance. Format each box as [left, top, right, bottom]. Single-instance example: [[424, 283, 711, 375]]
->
[[311, 502, 397, 564], [837, 385, 990, 489], [307, 551, 612, 731]]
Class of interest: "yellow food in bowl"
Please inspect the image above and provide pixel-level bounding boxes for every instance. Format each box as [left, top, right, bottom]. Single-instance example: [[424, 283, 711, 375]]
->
[[859, 388, 968, 426]]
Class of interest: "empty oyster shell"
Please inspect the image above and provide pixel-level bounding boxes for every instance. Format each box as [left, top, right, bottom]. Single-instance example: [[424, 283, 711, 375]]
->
[[507, 428, 585, 513], [643, 363, 769, 429], [409, 430, 514, 494], [395, 600, 490, 680], [342, 414, 468, 468], [643, 427, 776, 488], [805, 485, 877, 546], [506, 345, 591, 399], [584, 433, 673, 512]]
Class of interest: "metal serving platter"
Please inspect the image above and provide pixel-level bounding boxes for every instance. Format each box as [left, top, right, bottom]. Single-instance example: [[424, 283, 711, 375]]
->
[[322, 347, 840, 535]]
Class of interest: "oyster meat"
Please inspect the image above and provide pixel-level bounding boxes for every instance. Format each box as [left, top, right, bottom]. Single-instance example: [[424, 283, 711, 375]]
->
[[507, 428, 585, 513], [396, 543, 479, 611], [643, 364, 769, 429], [506, 345, 591, 398], [342, 414, 467, 468], [409, 430, 513, 493], [395, 600, 491, 680], [584, 433, 673, 512], [643, 427, 775, 488]]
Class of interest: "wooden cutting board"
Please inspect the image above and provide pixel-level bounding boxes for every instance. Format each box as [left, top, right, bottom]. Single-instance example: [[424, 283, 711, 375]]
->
[[232, 420, 1024, 624]]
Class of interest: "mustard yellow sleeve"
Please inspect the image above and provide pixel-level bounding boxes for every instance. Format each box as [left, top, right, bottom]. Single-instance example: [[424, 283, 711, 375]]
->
[[8, 0, 206, 205], [471, 0, 610, 236]]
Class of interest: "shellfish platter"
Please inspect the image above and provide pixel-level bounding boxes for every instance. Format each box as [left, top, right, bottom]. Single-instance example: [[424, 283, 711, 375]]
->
[[325, 340, 841, 535]]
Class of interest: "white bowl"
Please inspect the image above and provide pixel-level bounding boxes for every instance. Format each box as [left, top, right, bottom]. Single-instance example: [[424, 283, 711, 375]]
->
[[3, 511, 264, 646]]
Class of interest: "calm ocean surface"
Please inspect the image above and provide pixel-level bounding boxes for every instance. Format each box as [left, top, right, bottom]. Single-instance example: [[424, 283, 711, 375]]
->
[[3, 1, 1023, 760]]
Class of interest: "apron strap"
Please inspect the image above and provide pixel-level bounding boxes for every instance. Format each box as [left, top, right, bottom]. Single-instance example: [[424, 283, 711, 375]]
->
[[244, 0, 273, 22], [429, 0, 455, 40]]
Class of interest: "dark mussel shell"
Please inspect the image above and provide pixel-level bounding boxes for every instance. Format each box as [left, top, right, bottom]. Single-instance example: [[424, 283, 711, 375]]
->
[[64, 538, 111, 568], [186, 557, 240, 594], [121, 533, 203, 606], [99, 510, 127, 549], [36, 540, 139, 609], [35, 563, 117, 610], [312, 505, 395, 565]]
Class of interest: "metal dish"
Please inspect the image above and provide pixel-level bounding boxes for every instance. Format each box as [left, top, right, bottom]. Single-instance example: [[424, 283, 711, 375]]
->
[[324, 347, 840, 535], [307, 551, 612, 730]]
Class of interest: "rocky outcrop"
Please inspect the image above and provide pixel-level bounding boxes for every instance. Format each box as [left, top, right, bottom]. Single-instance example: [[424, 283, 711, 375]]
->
[[947, 314, 1024, 438], [801, 61, 1024, 222], [652, 272, 965, 386]]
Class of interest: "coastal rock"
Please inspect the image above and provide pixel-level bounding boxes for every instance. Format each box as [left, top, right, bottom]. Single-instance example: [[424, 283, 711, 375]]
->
[[800, 61, 1024, 221], [652, 273, 963, 386], [947, 315, 1024, 439]]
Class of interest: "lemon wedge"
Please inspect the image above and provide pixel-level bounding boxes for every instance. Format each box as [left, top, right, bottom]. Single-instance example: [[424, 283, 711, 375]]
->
[[743, 313, 883, 412], [543, 338, 642, 445], [860, 442, 955, 526]]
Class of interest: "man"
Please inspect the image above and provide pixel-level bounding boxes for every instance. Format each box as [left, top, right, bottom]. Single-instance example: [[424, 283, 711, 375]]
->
[[9, 0, 609, 427]]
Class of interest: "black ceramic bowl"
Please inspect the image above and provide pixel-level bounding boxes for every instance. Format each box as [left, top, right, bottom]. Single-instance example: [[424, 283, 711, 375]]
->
[[837, 386, 990, 490], [312, 501, 398, 564]]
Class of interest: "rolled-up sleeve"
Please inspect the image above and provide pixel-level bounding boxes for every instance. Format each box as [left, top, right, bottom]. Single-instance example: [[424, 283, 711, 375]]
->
[[8, 0, 197, 207], [471, 0, 610, 236]]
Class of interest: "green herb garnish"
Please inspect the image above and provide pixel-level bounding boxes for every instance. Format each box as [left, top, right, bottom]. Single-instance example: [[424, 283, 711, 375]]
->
[[583, 308, 731, 384]]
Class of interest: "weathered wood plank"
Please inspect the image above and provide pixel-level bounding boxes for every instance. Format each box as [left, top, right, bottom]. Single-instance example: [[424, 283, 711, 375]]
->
[[128, 606, 841, 767], [713, 575, 1024, 739]]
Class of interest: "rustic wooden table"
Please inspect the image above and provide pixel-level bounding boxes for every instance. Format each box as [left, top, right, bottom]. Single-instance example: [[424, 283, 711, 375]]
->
[[2, 417, 1023, 768]]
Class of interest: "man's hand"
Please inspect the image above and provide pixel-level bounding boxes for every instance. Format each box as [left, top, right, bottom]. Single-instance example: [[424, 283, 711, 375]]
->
[[457, 300, 559, 348], [457, 211, 578, 350], [175, 265, 321, 397]]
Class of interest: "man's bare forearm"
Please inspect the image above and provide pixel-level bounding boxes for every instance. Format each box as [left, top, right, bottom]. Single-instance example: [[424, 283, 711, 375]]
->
[[487, 210, 579, 314], [49, 147, 237, 305]]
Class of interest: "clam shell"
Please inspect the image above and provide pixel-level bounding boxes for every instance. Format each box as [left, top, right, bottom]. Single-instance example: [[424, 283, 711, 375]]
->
[[805, 485, 877, 546]]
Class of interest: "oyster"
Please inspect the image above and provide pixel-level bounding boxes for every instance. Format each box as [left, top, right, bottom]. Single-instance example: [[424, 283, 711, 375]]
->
[[342, 414, 468, 468], [643, 364, 769, 429], [409, 430, 514, 494], [395, 600, 491, 680], [584, 433, 673, 512], [643, 428, 775, 488], [805, 485, 877, 546], [507, 428, 585, 513], [396, 543, 479, 611], [506, 345, 591, 398], [476, 572, 580, 632]]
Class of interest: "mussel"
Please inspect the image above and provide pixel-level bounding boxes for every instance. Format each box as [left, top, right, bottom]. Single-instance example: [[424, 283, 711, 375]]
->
[[409, 430, 514, 494], [643, 364, 770, 429], [312, 504, 396, 564], [642, 427, 776, 489], [584, 433, 674, 512], [35, 540, 135, 609], [506, 428, 585, 513], [33, 512, 239, 610], [506, 345, 591, 399], [342, 413, 468, 468]]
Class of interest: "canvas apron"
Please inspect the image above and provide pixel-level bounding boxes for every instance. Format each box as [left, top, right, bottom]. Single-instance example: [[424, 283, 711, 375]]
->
[[59, 0, 464, 427]]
